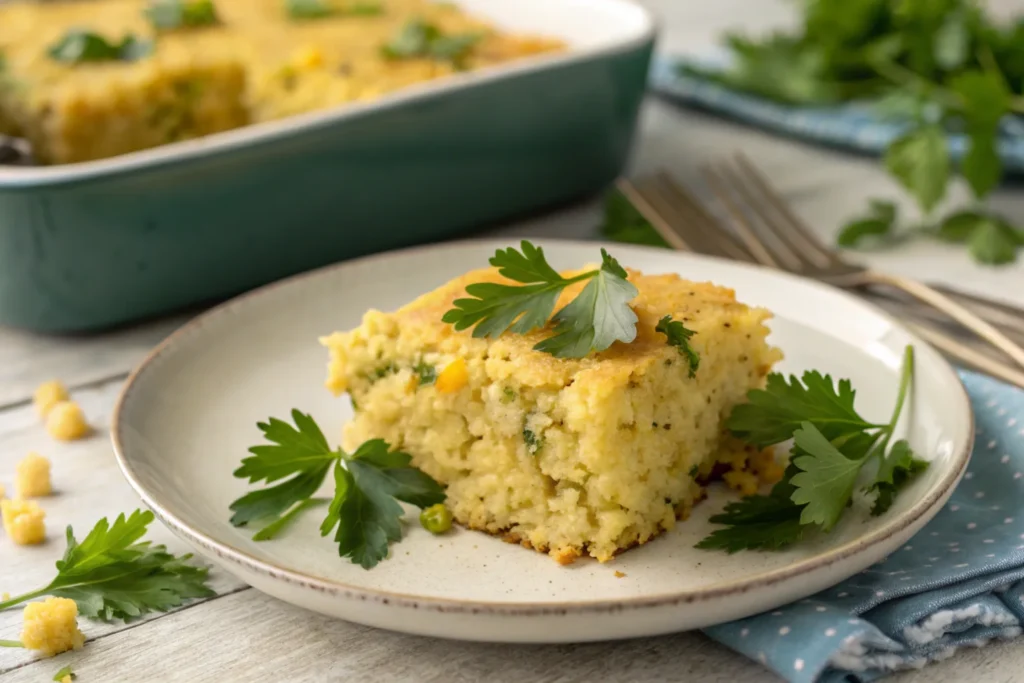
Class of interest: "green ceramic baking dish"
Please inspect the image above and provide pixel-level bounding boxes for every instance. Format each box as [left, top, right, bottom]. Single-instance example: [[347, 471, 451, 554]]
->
[[0, 0, 655, 333]]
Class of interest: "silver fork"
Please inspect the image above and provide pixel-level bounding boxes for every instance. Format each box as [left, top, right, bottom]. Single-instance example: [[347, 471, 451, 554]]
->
[[617, 173, 1024, 389], [618, 156, 1024, 371]]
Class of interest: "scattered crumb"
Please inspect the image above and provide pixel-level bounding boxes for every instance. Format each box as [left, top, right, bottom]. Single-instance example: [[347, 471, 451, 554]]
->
[[0, 482, 5, 500], [20, 598, 85, 657], [1, 498, 46, 545], [33, 380, 69, 419], [1, 592, 9, 601], [45, 401, 91, 441], [61, 676, 73, 683], [15, 452, 51, 498], [614, 571, 626, 578]]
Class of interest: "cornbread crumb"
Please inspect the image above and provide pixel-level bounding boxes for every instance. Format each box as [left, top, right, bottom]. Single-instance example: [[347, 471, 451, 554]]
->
[[15, 453, 52, 498], [614, 571, 626, 578], [0, 483, 5, 499], [62, 676, 73, 683], [2, 592, 9, 601], [20, 598, 85, 657], [45, 401, 90, 441], [33, 381, 69, 418], [323, 267, 781, 563], [1, 498, 46, 545], [723, 470, 760, 497]]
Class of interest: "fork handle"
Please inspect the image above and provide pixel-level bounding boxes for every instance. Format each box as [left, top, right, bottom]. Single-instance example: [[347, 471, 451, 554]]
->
[[931, 283, 1024, 337], [869, 270, 1024, 370]]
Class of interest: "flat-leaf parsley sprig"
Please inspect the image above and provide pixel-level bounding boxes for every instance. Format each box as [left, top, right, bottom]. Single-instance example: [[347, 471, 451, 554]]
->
[[0, 510, 214, 620], [698, 345, 928, 553], [442, 240, 639, 358], [229, 410, 446, 569], [655, 315, 700, 377]]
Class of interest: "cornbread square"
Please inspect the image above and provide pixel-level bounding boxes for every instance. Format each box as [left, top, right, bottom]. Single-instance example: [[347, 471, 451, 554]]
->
[[322, 267, 782, 564], [15, 452, 51, 498], [1, 498, 46, 545], [0, 53, 247, 164], [20, 597, 85, 657]]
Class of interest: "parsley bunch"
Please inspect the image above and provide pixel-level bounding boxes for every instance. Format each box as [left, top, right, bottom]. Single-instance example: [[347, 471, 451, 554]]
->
[[0, 510, 213, 620], [443, 241, 640, 358], [687, 0, 1024, 265], [229, 410, 446, 569], [698, 345, 928, 552]]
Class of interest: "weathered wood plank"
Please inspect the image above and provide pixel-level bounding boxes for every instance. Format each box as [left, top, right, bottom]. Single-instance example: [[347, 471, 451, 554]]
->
[[0, 316, 188, 409], [0, 378, 245, 672]]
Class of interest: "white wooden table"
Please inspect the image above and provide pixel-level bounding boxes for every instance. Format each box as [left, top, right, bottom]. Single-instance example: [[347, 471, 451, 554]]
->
[[3, 1, 1024, 681]]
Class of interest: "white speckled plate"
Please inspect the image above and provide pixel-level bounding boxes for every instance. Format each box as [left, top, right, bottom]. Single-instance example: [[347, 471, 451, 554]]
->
[[111, 239, 972, 643]]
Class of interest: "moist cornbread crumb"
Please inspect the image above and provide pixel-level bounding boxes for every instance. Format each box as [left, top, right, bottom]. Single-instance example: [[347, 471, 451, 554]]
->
[[322, 266, 782, 563], [45, 401, 90, 441], [33, 381, 69, 418], [20, 598, 85, 657], [61, 676, 72, 683], [1, 498, 46, 545], [15, 452, 51, 498]]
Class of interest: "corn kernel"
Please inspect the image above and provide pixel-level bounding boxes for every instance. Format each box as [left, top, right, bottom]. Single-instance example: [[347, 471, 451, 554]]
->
[[1, 498, 46, 545], [15, 452, 51, 498], [45, 401, 90, 441], [292, 46, 324, 70], [435, 358, 468, 393], [20, 598, 85, 657], [33, 380, 69, 418]]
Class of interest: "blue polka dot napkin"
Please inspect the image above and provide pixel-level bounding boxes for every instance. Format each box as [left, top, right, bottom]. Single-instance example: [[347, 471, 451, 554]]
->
[[703, 371, 1024, 681], [647, 54, 1024, 173]]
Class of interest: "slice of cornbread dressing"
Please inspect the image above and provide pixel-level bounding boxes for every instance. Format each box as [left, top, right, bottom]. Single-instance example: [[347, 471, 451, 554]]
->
[[322, 266, 782, 564]]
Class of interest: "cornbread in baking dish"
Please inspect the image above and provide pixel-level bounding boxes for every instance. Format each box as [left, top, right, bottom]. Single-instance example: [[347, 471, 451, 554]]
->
[[0, 0, 564, 164], [321, 267, 782, 564]]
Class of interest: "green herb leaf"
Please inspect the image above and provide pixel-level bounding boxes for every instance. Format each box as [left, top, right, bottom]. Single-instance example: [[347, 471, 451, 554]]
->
[[533, 250, 638, 357], [655, 315, 700, 377], [969, 218, 1019, 265], [726, 371, 875, 447], [884, 124, 949, 214], [837, 199, 899, 247], [600, 191, 667, 247], [53, 665, 75, 682], [382, 19, 478, 64], [48, 30, 153, 64], [285, 0, 382, 19], [443, 241, 639, 359], [319, 440, 445, 569], [868, 439, 929, 515], [0, 510, 214, 621], [413, 359, 436, 385], [937, 209, 985, 242], [251, 498, 327, 541], [950, 71, 1010, 199], [789, 422, 864, 531], [145, 0, 219, 30], [933, 11, 968, 70], [228, 410, 337, 529], [695, 477, 806, 553]]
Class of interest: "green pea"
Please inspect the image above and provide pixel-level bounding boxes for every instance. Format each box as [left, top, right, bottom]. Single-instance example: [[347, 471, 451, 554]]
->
[[420, 503, 452, 534]]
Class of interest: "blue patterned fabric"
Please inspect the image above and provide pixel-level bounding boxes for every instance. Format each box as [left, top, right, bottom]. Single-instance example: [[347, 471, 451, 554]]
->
[[648, 54, 1024, 172], [703, 371, 1024, 681]]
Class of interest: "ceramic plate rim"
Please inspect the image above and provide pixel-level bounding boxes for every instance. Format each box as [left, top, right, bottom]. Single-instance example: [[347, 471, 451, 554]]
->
[[110, 238, 975, 616]]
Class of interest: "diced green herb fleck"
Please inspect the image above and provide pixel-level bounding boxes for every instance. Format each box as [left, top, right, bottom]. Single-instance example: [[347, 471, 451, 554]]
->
[[501, 387, 517, 404], [689, 465, 699, 478], [413, 360, 437, 385], [286, 0, 383, 19], [381, 19, 480, 66], [145, 0, 220, 30], [523, 425, 543, 455], [370, 362, 398, 380], [48, 30, 153, 64]]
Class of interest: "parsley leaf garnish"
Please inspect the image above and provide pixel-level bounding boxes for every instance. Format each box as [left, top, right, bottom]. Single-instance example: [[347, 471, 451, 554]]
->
[[442, 240, 639, 358], [48, 30, 153, 64], [600, 191, 668, 247], [145, 0, 219, 30], [700, 345, 928, 552], [655, 315, 700, 377], [0, 510, 214, 621], [230, 412, 446, 569], [382, 19, 480, 66]]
